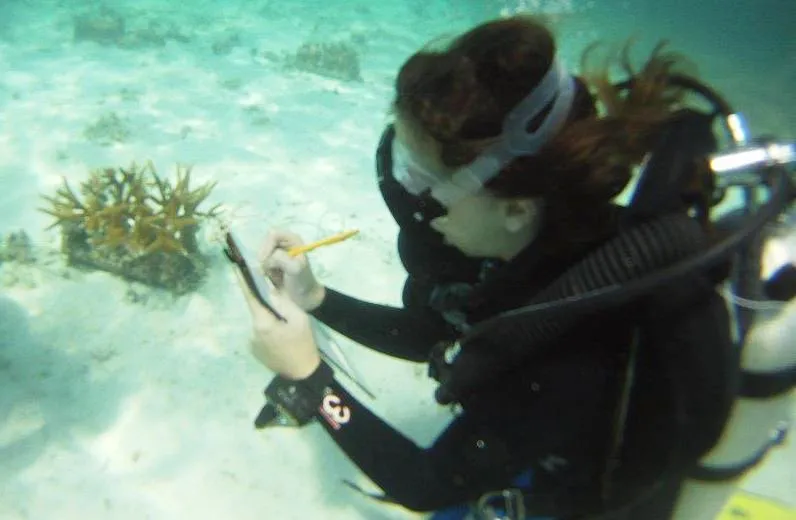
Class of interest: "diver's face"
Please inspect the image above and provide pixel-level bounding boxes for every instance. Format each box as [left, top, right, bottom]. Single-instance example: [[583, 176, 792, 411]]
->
[[393, 118, 541, 260]]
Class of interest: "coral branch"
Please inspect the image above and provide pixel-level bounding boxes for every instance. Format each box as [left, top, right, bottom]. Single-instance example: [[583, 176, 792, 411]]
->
[[39, 161, 221, 294]]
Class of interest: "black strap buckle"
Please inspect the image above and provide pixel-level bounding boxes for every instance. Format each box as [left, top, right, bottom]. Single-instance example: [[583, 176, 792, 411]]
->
[[254, 402, 298, 429], [474, 488, 526, 520]]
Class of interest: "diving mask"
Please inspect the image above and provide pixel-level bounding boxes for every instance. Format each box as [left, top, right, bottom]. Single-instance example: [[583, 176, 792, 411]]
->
[[391, 57, 576, 206], [391, 137, 444, 196]]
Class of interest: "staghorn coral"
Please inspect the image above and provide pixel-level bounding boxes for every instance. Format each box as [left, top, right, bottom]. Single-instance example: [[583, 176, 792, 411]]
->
[[40, 161, 221, 294]]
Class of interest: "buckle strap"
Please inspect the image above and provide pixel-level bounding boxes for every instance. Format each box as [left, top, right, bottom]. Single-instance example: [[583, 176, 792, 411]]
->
[[473, 488, 526, 520]]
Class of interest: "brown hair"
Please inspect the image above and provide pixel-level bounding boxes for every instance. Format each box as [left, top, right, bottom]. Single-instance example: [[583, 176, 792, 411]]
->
[[392, 15, 708, 257]]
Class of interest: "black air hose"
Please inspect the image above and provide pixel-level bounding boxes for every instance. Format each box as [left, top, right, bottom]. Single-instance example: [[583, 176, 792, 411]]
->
[[435, 212, 707, 403], [494, 212, 708, 348]]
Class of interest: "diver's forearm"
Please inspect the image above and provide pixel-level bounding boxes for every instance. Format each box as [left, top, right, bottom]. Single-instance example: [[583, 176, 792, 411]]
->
[[308, 287, 453, 362]]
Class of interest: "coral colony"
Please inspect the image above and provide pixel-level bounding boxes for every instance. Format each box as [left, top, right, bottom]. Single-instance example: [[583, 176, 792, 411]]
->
[[40, 161, 221, 294]]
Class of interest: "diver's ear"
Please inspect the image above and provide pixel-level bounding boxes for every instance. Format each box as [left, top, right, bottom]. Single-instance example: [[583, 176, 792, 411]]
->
[[503, 198, 541, 233]]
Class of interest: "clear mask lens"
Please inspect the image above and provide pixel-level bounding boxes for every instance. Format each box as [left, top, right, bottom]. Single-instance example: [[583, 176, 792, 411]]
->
[[391, 139, 443, 195]]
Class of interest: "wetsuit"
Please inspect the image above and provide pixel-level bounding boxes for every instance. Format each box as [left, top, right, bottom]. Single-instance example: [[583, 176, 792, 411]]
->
[[301, 126, 737, 519]]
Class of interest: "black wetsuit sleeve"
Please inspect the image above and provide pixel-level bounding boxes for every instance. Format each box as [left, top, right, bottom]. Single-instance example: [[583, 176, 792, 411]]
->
[[314, 379, 494, 512], [313, 352, 613, 513], [309, 287, 454, 362]]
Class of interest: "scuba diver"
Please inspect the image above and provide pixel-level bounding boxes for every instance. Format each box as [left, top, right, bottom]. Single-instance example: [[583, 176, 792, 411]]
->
[[232, 15, 796, 520]]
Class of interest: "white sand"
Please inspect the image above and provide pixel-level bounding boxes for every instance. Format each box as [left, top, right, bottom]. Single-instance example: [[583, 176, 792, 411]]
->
[[0, 1, 793, 519]]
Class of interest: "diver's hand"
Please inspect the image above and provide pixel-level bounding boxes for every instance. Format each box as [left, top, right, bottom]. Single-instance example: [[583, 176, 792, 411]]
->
[[258, 229, 326, 311], [234, 269, 321, 380]]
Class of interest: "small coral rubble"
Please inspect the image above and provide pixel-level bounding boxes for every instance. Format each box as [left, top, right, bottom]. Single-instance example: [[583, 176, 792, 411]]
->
[[73, 9, 125, 46], [0, 230, 34, 265], [72, 6, 191, 49], [40, 161, 221, 294], [83, 112, 132, 146], [285, 41, 363, 82]]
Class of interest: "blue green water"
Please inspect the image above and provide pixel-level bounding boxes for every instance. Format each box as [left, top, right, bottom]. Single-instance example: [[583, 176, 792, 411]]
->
[[0, 1, 793, 519]]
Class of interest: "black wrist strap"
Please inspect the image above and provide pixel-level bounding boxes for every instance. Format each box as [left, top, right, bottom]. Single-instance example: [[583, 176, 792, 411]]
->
[[255, 361, 335, 429]]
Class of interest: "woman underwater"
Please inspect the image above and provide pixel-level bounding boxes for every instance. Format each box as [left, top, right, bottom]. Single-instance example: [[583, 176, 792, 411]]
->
[[233, 15, 741, 520]]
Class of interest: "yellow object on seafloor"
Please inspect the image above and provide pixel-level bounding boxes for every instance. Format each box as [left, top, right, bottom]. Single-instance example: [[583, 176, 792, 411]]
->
[[287, 229, 359, 257], [716, 490, 796, 520]]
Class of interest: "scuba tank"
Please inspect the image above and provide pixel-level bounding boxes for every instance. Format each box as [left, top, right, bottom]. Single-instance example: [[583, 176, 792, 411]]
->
[[671, 209, 796, 519]]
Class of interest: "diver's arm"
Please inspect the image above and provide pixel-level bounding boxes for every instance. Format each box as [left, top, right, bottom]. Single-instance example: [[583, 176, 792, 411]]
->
[[309, 286, 454, 362], [311, 378, 500, 512], [307, 354, 611, 513]]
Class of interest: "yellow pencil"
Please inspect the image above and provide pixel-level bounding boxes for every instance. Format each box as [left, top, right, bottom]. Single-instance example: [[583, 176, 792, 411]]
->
[[287, 229, 360, 257]]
